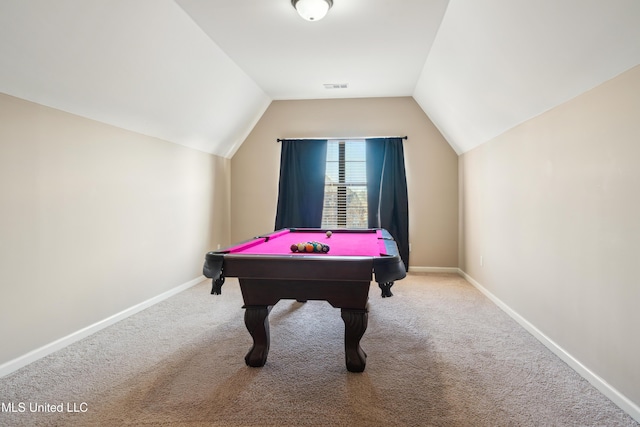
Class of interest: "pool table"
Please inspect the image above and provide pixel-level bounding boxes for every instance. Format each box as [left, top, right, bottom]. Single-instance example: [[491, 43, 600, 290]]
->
[[203, 228, 406, 372]]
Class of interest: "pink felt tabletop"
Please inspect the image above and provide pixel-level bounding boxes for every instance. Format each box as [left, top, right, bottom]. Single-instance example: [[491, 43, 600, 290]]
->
[[229, 229, 387, 257]]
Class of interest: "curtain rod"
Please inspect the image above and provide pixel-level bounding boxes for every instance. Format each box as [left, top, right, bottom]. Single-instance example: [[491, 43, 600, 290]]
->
[[276, 136, 408, 142]]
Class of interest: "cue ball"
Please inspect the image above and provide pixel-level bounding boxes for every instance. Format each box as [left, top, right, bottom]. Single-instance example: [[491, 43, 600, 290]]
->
[[326, 230, 332, 238]]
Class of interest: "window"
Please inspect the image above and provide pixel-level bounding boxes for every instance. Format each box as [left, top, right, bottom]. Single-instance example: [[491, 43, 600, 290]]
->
[[321, 140, 367, 228]]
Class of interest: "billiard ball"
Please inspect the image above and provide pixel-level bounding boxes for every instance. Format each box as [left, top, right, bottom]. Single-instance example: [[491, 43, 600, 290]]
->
[[290, 244, 298, 252], [297, 243, 305, 252], [326, 230, 332, 238]]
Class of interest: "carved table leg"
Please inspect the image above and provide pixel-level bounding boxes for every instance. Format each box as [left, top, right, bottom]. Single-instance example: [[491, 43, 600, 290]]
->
[[341, 308, 368, 372], [378, 281, 394, 297], [243, 305, 272, 367]]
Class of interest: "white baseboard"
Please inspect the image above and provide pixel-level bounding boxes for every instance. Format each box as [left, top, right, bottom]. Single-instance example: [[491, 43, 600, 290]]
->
[[408, 266, 461, 274], [460, 270, 640, 424], [0, 275, 206, 378]]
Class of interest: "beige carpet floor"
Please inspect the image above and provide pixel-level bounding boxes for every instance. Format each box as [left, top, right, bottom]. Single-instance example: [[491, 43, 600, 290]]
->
[[0, 273, 637, 426]]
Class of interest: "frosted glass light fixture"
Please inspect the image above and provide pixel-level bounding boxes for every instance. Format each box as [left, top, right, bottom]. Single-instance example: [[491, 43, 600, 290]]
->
[[291, 0, 333, 21]]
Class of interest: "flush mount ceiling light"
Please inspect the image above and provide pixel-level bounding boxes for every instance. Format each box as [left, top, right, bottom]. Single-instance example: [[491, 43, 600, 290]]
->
[[291, 0, 333, 21]]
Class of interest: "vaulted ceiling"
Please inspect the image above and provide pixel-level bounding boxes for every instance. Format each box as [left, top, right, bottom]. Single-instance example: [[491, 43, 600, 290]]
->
[[1, 0, 639, 158]]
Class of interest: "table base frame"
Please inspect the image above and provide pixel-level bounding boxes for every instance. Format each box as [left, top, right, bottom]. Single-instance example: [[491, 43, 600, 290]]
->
[[239, 278, 370, 372]]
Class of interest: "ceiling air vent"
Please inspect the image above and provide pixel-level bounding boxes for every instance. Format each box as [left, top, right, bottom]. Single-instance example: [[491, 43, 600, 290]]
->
[[323, 83, 348, 89]]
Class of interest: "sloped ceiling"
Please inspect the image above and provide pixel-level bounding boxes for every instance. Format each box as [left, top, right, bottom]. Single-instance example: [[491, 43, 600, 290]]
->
[[413, 0, 640, 154], [1, 0, 639, 157], [0, 0, 271, 157]]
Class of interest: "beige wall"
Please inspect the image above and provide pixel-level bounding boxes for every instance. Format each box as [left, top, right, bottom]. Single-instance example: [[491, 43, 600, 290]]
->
[[460, 65, 640, 408], [230, 97, 459, 269], [0, 93, 230, 366]]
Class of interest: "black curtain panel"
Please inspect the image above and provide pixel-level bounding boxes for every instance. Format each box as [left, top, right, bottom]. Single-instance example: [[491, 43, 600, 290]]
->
[[366, 138, 410, 270], [274, 139, 328, 230]]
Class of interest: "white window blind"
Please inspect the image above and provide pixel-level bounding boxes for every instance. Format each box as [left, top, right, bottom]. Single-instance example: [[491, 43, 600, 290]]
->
[[321, 140, 368, 229]]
